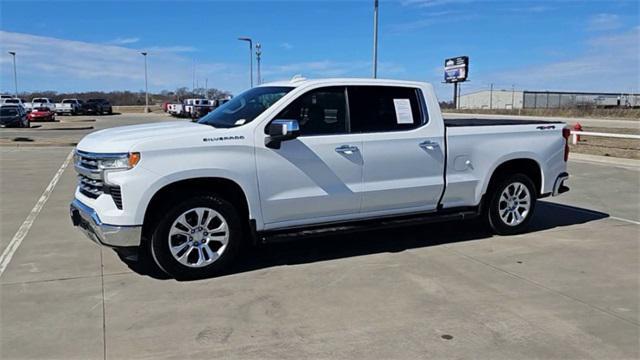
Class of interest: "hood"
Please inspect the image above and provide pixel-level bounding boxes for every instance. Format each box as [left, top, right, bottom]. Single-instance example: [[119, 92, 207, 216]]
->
[[77, 121, 209, 153]]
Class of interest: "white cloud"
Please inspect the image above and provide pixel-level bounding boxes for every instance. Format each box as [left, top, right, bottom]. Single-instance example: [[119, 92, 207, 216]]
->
[[280, 42, 294, 50], [478, 27, 640, 93], [262, 60, 405, 82], [588, 13, 622, 31], [0, 31, 239, 93], [388, 12, 476, 33], [107, 37, 140, 45]]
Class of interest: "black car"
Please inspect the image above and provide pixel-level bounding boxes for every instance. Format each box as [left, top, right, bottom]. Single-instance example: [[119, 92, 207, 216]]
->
[[0, 105, 29, 128], [82, 99, 113, 115]]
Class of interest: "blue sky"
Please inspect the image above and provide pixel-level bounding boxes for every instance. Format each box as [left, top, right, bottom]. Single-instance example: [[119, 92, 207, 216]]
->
[[1, 0, 638, 100]]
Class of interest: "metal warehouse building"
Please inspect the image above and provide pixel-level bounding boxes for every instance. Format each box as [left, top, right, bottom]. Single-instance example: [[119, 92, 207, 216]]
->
[[458, 90, 640, 109]]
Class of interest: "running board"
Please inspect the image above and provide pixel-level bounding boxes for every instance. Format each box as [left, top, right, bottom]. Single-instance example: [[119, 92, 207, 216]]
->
[[257, 209, 479, 244]]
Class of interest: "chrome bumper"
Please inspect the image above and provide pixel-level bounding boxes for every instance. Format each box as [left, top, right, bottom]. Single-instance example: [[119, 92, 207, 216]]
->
[[70, 199, 141, 247], [552, 172, 570, 196]]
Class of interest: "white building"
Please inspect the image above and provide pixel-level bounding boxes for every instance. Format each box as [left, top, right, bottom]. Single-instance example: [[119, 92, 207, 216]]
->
[[458, 90, 524, 110]]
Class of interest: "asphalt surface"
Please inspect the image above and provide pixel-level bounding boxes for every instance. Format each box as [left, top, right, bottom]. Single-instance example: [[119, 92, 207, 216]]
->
[[0, 114, 639, 359]]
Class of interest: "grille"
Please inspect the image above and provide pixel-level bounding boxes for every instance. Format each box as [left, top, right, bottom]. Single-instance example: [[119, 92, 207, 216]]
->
[[78, 174, 103, 199]]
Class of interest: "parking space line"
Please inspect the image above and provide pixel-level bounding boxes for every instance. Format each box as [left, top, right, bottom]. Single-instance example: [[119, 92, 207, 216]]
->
[[0, 149, 75, 278]]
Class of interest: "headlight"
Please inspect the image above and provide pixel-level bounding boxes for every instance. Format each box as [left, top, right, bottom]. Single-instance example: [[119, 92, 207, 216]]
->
[[97, 152, 141, 170]]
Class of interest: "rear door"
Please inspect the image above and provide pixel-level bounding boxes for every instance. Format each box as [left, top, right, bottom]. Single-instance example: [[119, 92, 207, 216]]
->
[[348, 85, 445, 214], [256, 86, 363, 227]]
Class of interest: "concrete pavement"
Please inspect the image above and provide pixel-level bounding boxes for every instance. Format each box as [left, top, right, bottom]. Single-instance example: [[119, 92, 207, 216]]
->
[[0, 146, 638, 359], [0, 112, 638, 359]]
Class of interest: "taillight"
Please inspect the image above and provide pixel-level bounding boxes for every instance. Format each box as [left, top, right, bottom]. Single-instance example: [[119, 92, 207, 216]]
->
[[562, 127, 571, 161]]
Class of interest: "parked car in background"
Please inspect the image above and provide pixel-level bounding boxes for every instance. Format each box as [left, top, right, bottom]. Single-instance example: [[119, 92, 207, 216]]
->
[[28, 107, 56, 122], [82, 99, 112, 115], [0, 95, 15, 100], [1, 97, 27, 109], [26, 98, 56, 111], [184, 98, 216, 119], [55, 99, 84, 115], [167, 103, 185, 117], [0, 104, 29, 128]]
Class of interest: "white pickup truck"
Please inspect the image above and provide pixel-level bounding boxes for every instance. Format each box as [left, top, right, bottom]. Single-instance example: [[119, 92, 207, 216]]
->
[[25, 97, 56, 111], [70, 78, 570, 278], [55, 99, 84, 115]]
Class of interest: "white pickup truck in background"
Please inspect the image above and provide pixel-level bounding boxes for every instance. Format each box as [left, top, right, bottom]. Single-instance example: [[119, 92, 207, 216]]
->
[[70, 78, 570, 279], [55, 99, 84, 115], [25, 97, 56, 112]]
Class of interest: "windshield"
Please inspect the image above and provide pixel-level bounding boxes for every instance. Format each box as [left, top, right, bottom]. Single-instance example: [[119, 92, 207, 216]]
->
[[1, 108, 19, 116], [4, 99, 19, 104], [62, 100, 75, 103], [34, 107, 49, 112], [198, 86, 293, 128], [33, 98, 47, 103]]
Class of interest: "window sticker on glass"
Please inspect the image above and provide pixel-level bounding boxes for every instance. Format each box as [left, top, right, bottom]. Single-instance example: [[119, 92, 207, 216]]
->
[[393, 99, 414, 124]]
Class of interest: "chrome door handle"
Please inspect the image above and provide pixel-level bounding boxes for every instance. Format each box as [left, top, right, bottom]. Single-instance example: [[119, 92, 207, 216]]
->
[[335, 145, 359, 154], [419, 140, 440, 150]]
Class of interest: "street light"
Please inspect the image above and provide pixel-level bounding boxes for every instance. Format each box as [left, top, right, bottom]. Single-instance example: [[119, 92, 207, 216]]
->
[[8, 51, 17, 97], [372, 0, 379, 78], [141, 52, 149, 113], [238, 37, 253, 88], [255, 43, 262, 85]]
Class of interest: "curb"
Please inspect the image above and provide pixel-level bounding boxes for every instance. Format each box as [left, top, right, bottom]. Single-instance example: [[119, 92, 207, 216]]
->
[[569, 153, 640, 168]]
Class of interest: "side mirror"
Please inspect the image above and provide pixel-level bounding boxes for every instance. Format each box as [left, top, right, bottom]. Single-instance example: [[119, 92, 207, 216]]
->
[[265, 119, 300, 149]]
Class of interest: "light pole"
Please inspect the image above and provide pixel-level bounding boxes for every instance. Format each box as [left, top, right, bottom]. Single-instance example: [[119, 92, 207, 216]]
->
[[255, 43, 262, 85], [238, 37, 253, 87], [372, 0, 379, 78], [8, 51, 17, 97], [141, 52, 149, 113]]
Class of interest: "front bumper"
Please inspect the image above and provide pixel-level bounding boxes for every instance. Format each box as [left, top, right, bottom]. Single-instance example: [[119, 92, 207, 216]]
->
[[70, 198, 141, 247]]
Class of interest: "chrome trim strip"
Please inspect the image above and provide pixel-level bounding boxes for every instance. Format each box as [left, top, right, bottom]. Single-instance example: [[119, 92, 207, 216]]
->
[[75, 150, 128, 159]]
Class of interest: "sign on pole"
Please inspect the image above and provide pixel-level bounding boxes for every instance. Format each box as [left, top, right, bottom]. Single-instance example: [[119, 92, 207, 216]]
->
[[444, 56, 469, 83]]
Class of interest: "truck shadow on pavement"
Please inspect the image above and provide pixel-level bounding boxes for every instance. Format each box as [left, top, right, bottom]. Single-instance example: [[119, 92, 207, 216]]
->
[[123, 201, 609, 280]]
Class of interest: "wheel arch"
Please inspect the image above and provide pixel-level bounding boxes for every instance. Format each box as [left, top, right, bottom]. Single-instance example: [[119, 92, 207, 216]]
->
[[484, 158, 543, 198], [142, 177, 252, 240]]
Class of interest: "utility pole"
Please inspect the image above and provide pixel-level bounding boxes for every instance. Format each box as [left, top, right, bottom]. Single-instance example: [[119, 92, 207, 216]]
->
[[238, 37, 253, 88], [511, 84, 515, 109], [205, 78, 208, 99], [141, 52, 149, 113], [192, 59, 196, 95], [489, 83, 494, 109], [8, 51, 17, 97], [255, 43, 262, 85], [372, 0, 379, 78]]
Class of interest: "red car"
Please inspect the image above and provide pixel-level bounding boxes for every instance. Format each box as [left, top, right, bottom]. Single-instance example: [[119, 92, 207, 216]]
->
[[28, 107, 56, 122]]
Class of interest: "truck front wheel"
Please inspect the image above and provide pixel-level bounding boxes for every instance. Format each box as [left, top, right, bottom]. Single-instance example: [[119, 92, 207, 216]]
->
[[149, 195, 243, 279], [486, 173, 537, 235]]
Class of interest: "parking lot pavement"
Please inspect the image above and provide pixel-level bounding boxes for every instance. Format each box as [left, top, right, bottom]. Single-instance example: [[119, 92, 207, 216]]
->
[[0, 113, 176, 146], [1, 148, 638, 359]]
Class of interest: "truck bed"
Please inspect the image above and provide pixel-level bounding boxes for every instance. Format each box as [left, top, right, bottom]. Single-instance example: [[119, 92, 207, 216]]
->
[[444, 118, 564, 127]]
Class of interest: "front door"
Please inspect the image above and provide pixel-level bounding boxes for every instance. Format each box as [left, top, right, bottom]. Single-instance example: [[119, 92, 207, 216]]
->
[[256, 86, 363, 227]]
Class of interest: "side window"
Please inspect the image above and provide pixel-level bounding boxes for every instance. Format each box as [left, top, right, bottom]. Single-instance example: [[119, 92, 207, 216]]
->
[[274, 86, 347, 136], [348, 86, 426, 133]]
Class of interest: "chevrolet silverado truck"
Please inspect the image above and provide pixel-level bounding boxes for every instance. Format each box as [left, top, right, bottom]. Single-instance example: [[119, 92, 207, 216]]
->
[[70, 78, 570, 278], [55, 99, 84, 115]]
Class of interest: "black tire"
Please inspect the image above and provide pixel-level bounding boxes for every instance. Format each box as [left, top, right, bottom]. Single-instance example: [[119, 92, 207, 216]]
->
[[485, 173, 537, 235], [149, 194, 243, 279]]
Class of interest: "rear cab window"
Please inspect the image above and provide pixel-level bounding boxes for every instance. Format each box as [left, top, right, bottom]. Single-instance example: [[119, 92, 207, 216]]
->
[[347, 86, 427, 133]]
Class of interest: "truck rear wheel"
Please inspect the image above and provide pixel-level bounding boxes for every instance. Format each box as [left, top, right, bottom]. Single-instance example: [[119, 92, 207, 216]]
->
[[149, 194, 243, 279], [486, 173, 537, 235]]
